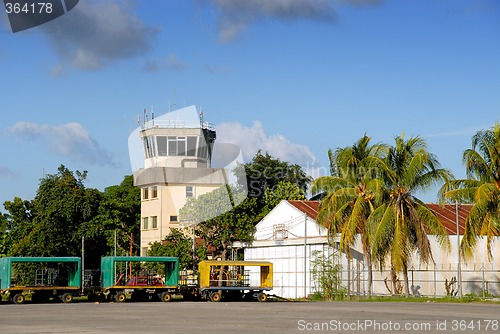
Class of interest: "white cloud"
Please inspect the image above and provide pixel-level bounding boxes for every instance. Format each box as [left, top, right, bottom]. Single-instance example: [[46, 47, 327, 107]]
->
[[40, 0, 158, 70], [0, 166, 17, 179], [208, 0, 382, 42], [9, 122, 116, 166], [143, 54, 187, 73], [424, 125, 487, 139], [51, 64, 66, 77], [217, 121, 317, 167]]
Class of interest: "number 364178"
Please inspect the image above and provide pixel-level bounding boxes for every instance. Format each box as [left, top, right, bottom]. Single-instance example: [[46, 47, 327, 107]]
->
[[5, 2, 53, 14]]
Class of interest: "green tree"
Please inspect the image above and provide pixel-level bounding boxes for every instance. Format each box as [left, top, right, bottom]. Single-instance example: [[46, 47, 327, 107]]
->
[[148, 228, 206, 271], [438, 123, 500, 259], [2, 197, 34, 256], [371, 136, 452, 297], [234, 151, 312, 206], [7, 165, 101, 259], [180, 185, 259, 260], [0, 211, 8, 256], [312, 135, 386, 296], [81, 175, 141, 266], [263, 180, 306, 212]]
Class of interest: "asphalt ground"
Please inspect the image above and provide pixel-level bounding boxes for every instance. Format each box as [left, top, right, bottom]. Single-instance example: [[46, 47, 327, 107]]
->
[[0, 300, 499, 334]]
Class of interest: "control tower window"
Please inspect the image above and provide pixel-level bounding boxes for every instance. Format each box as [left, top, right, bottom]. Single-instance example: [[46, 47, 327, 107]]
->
[[187, 136, 197, 156], [143, 137, 155, 158], [168, 136, 176, 156], [198, 141, 208, 159], [156, 136, 199, 157], [177, 136, 186, 156], [157, 136, 167, 156]]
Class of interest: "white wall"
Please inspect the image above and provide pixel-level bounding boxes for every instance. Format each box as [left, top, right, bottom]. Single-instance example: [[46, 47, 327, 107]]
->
[[242, 201, 500, 298]]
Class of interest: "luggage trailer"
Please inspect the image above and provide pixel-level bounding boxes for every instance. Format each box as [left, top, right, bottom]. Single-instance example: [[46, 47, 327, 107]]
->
[[196, 260, 273, 302], [100, 256, 179, 302], [0, 257, 82, 304]]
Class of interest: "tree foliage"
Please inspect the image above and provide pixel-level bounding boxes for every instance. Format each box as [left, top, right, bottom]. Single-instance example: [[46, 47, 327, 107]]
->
[[263, 180, 306, 212], [439, 123, 500, 259], [370, 135, 452, 296], [79, 174, 141, 267], [234, 151, 312, 206], [4, 166, 101, 259], [312, 134, 386, 296], [310, 250, 346, 301], [1, 166, 141, 269], [148, 228, 206, 271], [180, 185, 260, 260]]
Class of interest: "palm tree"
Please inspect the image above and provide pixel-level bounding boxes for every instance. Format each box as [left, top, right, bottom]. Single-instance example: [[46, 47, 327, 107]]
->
[[371, 135, 452, 297], [438, 123, 500, 259], [312, 135, 386, 296]]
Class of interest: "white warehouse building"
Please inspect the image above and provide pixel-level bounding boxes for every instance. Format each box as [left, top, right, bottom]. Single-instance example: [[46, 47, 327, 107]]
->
[[235, 200, 500, 299]]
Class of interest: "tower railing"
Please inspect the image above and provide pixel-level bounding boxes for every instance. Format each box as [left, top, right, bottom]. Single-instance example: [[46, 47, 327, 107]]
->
[[142, 120, 215, 131]]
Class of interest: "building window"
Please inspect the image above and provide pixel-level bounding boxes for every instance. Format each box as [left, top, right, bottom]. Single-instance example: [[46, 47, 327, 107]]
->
[[143, 136, 156, 158], [142, 217, 149, 230], [186, 136, 197, 156], [177, 136, 186, 156], [168, 136, 177, 156], [143, 188, 149, 200], [151, 186, 158, 198], [170, 215, 178, 222], [157, 136, 167, 156], [198, 140, 208, 159], [151, 216, 157, 229], [273, 224, 288, 240], [186, 186, 194, 198], [157, 135, 198, 157]]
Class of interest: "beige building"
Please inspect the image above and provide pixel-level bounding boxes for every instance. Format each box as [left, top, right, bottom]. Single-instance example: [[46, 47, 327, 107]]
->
[[132, 106, 227, 255]]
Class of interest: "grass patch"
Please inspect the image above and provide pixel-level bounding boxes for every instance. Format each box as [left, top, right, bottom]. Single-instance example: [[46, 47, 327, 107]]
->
[[347, 294, 500, 304]]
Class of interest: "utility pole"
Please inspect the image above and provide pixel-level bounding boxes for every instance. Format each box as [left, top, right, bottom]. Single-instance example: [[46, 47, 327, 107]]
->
[[304, 213, 307, 298], [81, 235, 85, 293], [456, 201, 463, 297]]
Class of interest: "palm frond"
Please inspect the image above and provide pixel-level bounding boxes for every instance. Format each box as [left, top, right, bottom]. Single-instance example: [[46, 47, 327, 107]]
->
[[438, 179, 482, 203], [311, 176, 353, 194]]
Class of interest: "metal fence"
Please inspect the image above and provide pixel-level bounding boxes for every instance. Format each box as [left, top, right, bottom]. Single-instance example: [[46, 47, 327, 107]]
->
[[338, 262, 500, 297]]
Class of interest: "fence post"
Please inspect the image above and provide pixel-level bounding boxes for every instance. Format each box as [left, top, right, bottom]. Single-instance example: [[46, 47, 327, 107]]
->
[[482, 265, 486, 297]]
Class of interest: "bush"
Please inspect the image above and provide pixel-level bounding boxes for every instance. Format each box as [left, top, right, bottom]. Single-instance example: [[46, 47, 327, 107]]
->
[[310, 250, 346, 301]]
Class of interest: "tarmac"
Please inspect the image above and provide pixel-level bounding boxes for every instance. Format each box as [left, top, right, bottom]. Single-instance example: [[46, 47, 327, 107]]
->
[[0, 300, 499, 333]]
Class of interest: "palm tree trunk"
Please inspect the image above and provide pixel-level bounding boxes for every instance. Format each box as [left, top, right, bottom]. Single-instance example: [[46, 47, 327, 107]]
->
[[362, 243, 372, 297], [366, 256, 373, 297], [403, 268, 410, 297], [361, 233, 372, 297], [390, 266, 397, 295]]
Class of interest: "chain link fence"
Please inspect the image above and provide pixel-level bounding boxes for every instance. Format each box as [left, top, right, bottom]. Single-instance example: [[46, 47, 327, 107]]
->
[[338, 262, 500, 297]]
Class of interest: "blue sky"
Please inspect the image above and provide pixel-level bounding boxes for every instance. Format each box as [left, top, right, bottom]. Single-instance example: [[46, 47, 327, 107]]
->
[[0, 0, 499, 207]]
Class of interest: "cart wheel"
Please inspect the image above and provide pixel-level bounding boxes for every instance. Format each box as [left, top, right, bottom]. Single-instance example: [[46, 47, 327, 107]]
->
[[160, 292, 172, 302], [13, 293, 25, 304], [115, 292, 127, 303], [61, 293, 74, 304], [257, 293, 267, 302], [210, 292, 221, 302]]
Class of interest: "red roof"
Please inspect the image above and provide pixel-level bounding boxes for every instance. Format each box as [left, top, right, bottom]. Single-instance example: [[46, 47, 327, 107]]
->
[[287, 200, 319, 220], [427, 203, 472, 235], [288, 201, 474, 235]]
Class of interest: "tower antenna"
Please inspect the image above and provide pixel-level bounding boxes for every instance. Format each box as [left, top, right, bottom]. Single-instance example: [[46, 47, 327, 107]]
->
[[151, 106, 155, 127]]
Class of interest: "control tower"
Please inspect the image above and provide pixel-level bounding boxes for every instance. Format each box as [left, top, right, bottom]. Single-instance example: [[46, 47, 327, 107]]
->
[[132, 106, 227, 255]]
